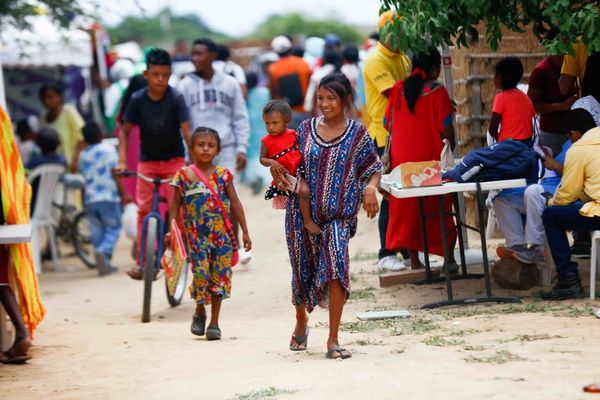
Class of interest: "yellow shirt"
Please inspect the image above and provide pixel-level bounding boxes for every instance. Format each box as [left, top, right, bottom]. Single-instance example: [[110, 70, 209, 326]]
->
[[41, 104, 84, 166], [362, 43, 411, 146], [550, 127, 600, 217], [561, 42, 588, 80]]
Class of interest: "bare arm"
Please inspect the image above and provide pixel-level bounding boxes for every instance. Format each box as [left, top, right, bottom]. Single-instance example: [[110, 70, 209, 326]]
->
[[558, 74, 578, 97], [442, 124, 456, 151], [226, 181, 252, 251], [488, 112, 501, 141], [70, 140, 85, 173], [362, 173, 381, 219], [260, 142, 289, 187], [112, 169, 133, 204], [528, 87, 577, 114], [118, 122, 133, 170], [164, 187, 182, 245]]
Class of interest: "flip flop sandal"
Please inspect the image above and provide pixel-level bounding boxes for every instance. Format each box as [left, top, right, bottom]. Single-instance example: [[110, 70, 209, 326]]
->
[[1, 354, 32, 364], [191, 314, 207, 336], [289, 327, 310, 351], [326, 346, 352, 360], [206, 325, 221, 341]]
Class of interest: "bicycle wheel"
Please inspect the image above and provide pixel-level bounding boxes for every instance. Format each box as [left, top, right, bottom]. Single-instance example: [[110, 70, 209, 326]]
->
[[73, 211, 96, 269], [165, 257, 188, 307], [142, 217, 158, 323]]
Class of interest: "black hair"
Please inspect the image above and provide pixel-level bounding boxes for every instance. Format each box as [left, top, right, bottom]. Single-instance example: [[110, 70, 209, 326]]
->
[[263, 99, 292, 120], [566, 108, 597, 134], [82, 121, 103, 144], [369, 32, 379, 41], [318, 72, 355, 110], [246, 71, 259, 90], [404, 46, 441, 113], [192, 127, 221, 151], [192, 38, 217, 53], [216, 44, 230, 61], [290, 45, 304, 58], [36, 127, 60, 154], [342, 45, 359, 64], [495, 57, 524, 90], [323, 49, 342, 72], [38, 83, 63, 102], [118, 74, 148, 121], [16, 119, 34, 140], [146, 48, 171, 68]]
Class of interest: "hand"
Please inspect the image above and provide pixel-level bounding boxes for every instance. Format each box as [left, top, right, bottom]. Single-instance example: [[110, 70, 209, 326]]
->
[[164, 232, 172, 247], [236, 153, 247, 171], [269, 161, 289, 185], [362, 188, 380, 219], [121, 193, 133, 205], [561, 94, 578, 110], [116, 159, 127, 172], [242, 232, 252, 251], [544, 155, 561, 171]]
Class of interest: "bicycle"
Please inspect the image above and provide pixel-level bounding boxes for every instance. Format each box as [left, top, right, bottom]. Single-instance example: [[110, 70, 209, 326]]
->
[[51, 174, 96, 269], [117, 170, 188, 323]]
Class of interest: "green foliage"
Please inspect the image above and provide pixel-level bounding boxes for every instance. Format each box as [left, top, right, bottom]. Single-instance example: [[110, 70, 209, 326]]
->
[[249, 12, 364, 44], [232, 387, 297, 400], [106, 8, 229, 48], [379, 0, 600, 54], [0, 0, 84, 29]]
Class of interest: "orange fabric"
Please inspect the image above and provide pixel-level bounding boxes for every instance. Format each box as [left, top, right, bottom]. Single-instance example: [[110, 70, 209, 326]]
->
[[492, 89, 535, 142], [267, 56, 311, 113], [0, 105, 45, 336]]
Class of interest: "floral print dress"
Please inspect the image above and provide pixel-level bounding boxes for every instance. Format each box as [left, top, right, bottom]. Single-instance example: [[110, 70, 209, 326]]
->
[[170, 166, 234, 304]]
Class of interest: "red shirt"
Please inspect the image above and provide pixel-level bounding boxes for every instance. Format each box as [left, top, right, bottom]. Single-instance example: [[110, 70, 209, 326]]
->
[[261, 129, 302, 175], [528, 57, 569, 133], [492, 89, 535, 142]]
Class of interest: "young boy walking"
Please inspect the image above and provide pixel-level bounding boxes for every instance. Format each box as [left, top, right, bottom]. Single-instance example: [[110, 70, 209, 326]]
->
[[117, 48, 192, 279]]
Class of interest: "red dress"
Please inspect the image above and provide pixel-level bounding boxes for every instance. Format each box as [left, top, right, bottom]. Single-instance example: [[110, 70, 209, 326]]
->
[[384, 81, 457, 256], [262, 129, 302, 200]]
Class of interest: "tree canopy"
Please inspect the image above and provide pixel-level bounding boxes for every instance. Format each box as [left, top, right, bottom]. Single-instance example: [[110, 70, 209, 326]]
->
[[379, 0, 600, 54], [0, 0, 83, 29], [249, 12, 365, 44]]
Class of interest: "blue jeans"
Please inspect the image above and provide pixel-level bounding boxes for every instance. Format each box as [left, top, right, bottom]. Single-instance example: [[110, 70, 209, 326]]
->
[[543, 203, 600, 276], [85, 202, 122, 261]]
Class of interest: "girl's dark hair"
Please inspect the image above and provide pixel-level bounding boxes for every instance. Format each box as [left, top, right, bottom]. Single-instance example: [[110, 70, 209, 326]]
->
[[216, 44, 230, 61], [146, 48, 171, 68], [82, 121, 103, 144], [193, 38, 217, 53], [263, 99, 292, 120], [566, 108, 597, 134], [16, 119, 33, 139], [246, 71, 258, 90], [404, 46, 441, 114], [38, 83, 64, 101], [192, 127, 221, 151], [323, 49, 342, 72], [342, 45, 359, 64], [318, 72, 355, 110], [36, 127, 60, 154], [495, 57, 524, 90]]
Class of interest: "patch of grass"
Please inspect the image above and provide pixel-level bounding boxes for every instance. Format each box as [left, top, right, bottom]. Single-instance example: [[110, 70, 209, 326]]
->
[[435, 301, 595, 320], [350, 250, 378, 262], [392, 318, 440, 336], [499, 333, 566, 343], [232, 387, 297, 400], [351, 338, 386, 346], [340, 319, 395, 333], [423, 336, 465, 347], [391, 348, 405, 354], [350, 272, 358, 283], [462, 345, 486, 351], [464, 350, 527, 365], [349, 286, 376, 300]]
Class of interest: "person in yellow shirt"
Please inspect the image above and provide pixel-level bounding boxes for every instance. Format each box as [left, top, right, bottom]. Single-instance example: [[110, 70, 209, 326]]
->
[[362, 10, 411, 272], [559, 41, 600, 102], [541, 108, 600, 300], [39, 83, 85, 172]]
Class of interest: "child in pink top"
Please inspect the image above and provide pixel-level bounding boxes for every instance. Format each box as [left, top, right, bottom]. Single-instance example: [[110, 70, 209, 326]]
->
[[489, 57, 535, 143]]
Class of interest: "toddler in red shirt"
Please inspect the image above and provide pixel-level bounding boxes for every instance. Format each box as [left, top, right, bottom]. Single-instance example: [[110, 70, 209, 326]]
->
[[489, 57, 535, 143], [260, 100, 321, 234]]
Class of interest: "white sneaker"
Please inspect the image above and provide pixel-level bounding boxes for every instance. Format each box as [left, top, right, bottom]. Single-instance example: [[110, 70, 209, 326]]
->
[[400, 257, 411, 267], [239, 249, 253, 265], [378, 255, 408, 272]]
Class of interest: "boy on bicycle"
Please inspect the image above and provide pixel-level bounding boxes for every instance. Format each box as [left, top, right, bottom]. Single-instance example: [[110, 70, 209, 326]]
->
[[117, 48, 192, 279]]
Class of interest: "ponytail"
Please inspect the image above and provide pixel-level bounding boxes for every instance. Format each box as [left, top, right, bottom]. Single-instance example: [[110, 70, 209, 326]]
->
[[403, 46, 442, 114]]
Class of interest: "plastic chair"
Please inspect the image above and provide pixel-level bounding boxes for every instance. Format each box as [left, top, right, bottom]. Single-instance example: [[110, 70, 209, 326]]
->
[[590, 231, 600, 300], [27, 164, 65, 274]]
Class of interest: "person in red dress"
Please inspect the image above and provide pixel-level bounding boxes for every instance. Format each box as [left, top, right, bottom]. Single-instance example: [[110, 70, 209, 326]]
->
[[259, 100, 320, 234], [384, 46, 458, 270]]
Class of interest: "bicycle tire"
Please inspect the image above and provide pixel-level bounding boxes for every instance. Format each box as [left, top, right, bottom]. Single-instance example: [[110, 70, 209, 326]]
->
[[142, 217, 158, 323], [165, 258, 188, 307], [72, 211, 96, 269]]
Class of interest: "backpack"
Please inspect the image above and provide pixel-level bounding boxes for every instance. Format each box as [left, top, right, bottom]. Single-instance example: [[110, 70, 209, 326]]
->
[[442, 140, 544, 183]]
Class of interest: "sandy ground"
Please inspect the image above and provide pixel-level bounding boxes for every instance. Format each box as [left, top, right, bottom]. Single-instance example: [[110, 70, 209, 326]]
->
[[2, 187, 600, 400]]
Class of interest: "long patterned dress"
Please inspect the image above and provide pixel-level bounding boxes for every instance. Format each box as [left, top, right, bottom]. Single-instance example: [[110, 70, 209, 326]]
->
[[170, 166, 234, 304], [286, 118, 382, 312]]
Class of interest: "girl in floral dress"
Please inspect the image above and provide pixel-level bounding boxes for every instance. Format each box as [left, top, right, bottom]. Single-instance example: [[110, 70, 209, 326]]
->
[[167, 127, 251, 340]]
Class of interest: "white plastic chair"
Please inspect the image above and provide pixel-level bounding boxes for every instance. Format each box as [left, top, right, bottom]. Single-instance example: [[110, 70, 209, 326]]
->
[[27, 164, 65, 274], [589, 231, 600, 300]]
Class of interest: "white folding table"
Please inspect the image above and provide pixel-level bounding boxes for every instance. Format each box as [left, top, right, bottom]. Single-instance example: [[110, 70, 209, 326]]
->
[[381, 177, 526, 309]]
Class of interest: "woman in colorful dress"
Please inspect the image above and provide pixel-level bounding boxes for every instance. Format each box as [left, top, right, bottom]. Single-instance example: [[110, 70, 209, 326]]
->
[[167, 127, 251, 340], [385, 46, 457, 270], [272, 73, 382, 359]]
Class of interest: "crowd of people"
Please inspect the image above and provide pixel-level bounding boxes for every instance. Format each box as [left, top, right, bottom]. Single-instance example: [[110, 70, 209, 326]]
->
[[1, 9, 600, 364]]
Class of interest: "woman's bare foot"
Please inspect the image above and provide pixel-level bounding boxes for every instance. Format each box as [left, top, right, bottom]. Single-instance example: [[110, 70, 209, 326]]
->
[[304, 220, 322, 235]]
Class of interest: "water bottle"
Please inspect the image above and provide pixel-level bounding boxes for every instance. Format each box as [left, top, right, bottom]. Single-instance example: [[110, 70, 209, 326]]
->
[[460, 164, 482, 181]]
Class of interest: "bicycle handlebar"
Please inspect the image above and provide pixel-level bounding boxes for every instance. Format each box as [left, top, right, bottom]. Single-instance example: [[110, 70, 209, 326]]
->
[[116, 170, 172, 184]]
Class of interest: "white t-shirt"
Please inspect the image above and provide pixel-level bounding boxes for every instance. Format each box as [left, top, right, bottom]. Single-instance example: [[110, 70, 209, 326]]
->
[[213, 60, 247, 85]]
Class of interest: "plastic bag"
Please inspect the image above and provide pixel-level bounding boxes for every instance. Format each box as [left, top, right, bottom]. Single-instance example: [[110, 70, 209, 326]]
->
[[122, 202, 138, 240], [440, 139, 454, 172], [162, 220, 188, 296]]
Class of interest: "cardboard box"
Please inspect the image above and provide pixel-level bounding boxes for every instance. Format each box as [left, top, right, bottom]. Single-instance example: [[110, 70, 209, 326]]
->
[[397, 161, 442, 187]]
